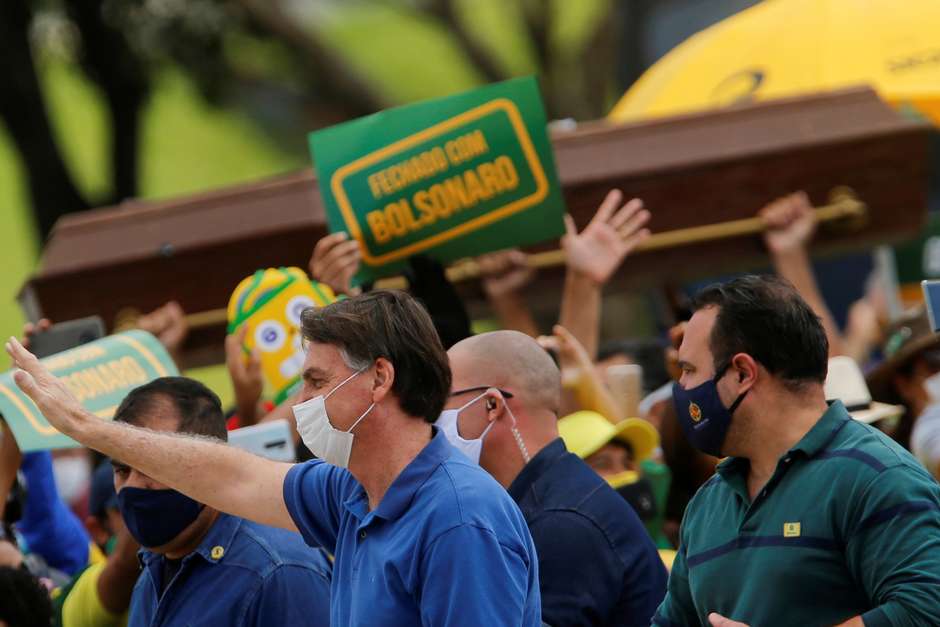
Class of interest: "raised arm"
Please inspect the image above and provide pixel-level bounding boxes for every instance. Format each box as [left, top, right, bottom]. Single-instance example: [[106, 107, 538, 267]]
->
[[5, 337, 296, 532], [95, 517, 140, 616], [559, 189, 650, 359], [761, 192, 844, 357], [538, 325, 625, 424], [225, 325, 265, 427], [477, 249, 540, 337]]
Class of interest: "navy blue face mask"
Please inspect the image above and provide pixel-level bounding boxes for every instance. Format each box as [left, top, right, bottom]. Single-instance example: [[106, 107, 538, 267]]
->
[[671, 363, 748, 457], [117, 487, 203, 548]]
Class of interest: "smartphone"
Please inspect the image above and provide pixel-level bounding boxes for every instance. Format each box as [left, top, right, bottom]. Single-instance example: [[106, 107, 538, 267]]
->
[[227, 419, 296, 462], [922, 280, 940, 332], [29, 316, 106, 359]]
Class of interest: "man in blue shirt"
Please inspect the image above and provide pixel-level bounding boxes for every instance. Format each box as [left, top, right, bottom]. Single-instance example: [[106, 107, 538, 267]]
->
[[443, 330, 668, 626], [110, 377, 332, 627], [15, 450, 90, 578], [7, 291, 541, 626]]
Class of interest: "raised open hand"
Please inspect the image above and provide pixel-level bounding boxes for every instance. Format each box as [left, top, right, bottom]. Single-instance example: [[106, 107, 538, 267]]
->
[[562, 189, 651, 285]]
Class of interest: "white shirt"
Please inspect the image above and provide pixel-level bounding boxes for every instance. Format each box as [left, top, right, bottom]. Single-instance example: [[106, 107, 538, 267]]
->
[[911, 402, 940, 475]]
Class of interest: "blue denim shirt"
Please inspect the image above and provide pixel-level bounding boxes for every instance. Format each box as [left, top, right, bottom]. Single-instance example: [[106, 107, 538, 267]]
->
[[508, 438, 668, 627], [283, 428, 542, 626], [129, 513, 332, 627]]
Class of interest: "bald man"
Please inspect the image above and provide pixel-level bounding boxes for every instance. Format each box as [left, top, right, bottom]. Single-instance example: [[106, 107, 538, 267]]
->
[[441, 331, 667, 627]]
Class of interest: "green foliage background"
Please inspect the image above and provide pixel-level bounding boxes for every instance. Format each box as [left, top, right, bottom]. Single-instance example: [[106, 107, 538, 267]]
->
[[0, 1, 607, 404]]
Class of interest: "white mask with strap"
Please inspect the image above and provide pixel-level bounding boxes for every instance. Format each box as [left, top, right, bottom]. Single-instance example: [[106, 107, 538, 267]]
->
[[436, 390, 531, 465], [293, 368, 375, 468]]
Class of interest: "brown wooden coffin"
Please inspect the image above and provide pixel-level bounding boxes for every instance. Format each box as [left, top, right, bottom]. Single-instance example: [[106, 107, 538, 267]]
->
[[20, 87, 932, 366]]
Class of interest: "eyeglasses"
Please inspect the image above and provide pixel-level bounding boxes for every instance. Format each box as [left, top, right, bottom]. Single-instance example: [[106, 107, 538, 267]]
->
[[449, 386, 514, 399]]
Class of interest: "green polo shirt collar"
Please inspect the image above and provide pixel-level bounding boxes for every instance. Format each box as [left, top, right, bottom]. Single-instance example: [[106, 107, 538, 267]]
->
[[715, 401, 850, 502], [716, 401, 850, 474], [788, 400, 852, 457]]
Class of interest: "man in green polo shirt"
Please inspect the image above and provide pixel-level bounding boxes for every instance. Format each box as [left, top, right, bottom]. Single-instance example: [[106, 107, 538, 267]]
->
[[655, 275, 940, 627]]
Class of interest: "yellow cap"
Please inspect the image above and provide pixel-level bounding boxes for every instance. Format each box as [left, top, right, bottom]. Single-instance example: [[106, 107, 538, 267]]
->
[[558, 410, 659, 463]]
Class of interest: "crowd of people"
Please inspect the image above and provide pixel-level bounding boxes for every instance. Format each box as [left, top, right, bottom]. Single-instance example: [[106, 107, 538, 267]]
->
[[0, 187, 939, 626]]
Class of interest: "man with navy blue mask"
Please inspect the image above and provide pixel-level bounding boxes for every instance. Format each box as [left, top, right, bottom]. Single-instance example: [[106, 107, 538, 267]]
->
[[443, 330, 667, 627], [655, 275, 940, 627], [109, 377, 332, 627]]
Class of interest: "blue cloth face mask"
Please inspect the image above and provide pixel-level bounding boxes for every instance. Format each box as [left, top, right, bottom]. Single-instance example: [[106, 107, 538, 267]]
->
[[117, 487, 204, 548], [671, 363, 748, 457]]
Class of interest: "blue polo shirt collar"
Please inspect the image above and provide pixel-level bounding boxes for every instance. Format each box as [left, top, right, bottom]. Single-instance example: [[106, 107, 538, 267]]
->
[[507, 438, 567, 504], [343, 427, 452, 525], [138, 511, 241, 568]]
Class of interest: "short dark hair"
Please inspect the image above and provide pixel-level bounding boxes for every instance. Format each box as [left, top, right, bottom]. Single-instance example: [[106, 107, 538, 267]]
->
[[0, 566, 53, 627], [301, 290, 451, 423], [114, 377, 227, 441], [691, 275, 828, 389]]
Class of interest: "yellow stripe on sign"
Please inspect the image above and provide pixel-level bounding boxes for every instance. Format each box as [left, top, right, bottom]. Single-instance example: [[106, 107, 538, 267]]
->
[[111, 334, 171, 377], [331, 98, 550, 266], [0, 383, 58, 435]]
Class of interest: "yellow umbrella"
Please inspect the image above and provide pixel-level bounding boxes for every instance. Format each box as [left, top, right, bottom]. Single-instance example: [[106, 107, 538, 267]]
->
[[609, 0, 940, 125]]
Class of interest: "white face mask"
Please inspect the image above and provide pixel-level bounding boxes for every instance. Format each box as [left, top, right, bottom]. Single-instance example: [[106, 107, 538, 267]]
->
[[436, 393, 493, 464], [52, 456, 92, 505], [293, 368, 375, 468], [436, 391, 531, 465]]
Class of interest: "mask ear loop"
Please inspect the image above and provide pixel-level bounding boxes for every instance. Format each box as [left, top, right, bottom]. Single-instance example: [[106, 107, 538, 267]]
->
[[323, 366, 372, 433], [325, 367, 366, 400], [490, 389, 530, 463], [715, 359, 749, 415], [347, 402, 376, 434], [455, 392, 492, 441], [458, 391, 488, 412]]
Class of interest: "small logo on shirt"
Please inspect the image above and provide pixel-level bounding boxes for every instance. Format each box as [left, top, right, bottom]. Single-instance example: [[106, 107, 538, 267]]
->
[[783, 522, 801, 538], [689, 402, 703, 423]]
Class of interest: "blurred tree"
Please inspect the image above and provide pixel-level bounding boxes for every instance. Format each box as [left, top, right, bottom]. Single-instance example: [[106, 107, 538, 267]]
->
[[0, 1, 90, 241], [0, 0, 624, 244]]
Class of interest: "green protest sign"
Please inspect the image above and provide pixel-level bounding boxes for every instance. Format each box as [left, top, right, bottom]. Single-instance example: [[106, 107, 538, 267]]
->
[[0, 331, 178, 452], [310, 76, 566, 281]]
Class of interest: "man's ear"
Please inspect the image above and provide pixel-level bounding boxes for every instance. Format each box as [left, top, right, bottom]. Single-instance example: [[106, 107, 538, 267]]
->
[[372, 358, 395, 402], [483, 388, 508, 421], [730, 353, 758, 391]]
